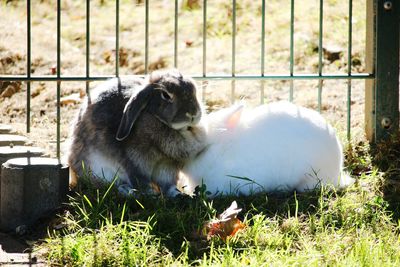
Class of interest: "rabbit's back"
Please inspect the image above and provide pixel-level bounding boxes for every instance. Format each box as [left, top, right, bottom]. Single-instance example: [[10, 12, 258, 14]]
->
[[68, 77, 145, 185], [183, 102, 344, 195]]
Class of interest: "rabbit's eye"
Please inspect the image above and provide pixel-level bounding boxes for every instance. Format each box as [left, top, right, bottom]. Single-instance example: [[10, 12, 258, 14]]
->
[[161, 90, 174, 103]]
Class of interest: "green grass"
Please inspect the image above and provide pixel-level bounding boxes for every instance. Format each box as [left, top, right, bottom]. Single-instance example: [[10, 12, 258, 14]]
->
[[36, 135, 400, 266]]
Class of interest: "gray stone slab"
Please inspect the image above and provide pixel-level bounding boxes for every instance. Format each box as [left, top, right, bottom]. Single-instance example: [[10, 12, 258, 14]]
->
[[0, 125, 12, 134], [0, 146, 44, 166], [0, 135, 28, 147], [4, 157, 60, 167]]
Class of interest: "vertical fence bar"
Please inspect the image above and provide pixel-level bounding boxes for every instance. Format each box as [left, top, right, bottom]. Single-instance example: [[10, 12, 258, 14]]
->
[[260, 0, 265, 104], [365, 1, 375, 140], [174, 0, 178, 68], [231, 0, 236, 104], [346, 0, 353, 140], [115, 0, 119, 77], [202, 0, 207, 77], [86, 0, 91, 104], [317, 0, 324, 112], [231, 0, 236, 76], [145, 0, 149, 74], [261, 0, 265, 77], [289, 0, 294, 102], [26, 0, 31, 133], [202, 0, 207, 101], [56, 0, 61, 159], [365, 0, 399, 142], [260, 81, 265, 104]]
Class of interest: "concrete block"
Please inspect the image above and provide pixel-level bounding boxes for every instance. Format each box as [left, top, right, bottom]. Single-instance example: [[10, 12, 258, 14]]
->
[[0, 125, 12, 134], [0, 146, 46, 217], [0, 146, 45, 176], [0, 157, 69, 231], [0, 135, 28, 147]]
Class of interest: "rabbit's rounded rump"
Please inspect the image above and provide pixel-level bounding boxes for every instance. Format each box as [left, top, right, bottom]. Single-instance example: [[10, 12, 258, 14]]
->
[[180, 102, 351, 195]]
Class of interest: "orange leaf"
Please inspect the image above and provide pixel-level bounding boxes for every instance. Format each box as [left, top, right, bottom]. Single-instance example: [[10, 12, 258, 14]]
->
[[203, 201, 245, 241]]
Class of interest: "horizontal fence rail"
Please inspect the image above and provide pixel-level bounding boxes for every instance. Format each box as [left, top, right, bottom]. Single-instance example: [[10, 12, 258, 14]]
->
[[0, 0, 398, 158], [0, 74, 374, 82]]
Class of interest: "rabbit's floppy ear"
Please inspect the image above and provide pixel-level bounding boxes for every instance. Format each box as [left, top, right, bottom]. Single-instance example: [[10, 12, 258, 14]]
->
[[116, 86, 153, 141]]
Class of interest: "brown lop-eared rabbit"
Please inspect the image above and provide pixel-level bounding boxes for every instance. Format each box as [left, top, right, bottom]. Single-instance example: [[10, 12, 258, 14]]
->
[[68, 69, 207, 196]]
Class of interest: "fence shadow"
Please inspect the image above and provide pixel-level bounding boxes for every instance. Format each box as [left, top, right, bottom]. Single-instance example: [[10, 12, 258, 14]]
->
[[369, 132, 400, 221]]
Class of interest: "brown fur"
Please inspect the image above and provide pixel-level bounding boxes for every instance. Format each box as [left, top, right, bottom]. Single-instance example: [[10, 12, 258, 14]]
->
[[67, 70, 206, 195]]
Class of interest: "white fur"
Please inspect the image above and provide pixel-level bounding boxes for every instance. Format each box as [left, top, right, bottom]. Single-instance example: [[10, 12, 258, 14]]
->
[[179, 101, 353, 196], [86, 148, 182, 196]]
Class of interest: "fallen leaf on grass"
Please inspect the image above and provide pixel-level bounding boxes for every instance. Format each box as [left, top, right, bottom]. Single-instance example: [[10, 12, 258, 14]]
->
[[203, 201, 245, 241]]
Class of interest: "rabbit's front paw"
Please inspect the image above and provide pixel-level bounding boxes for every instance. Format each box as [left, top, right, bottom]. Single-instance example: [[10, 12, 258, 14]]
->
[[117, 184, 138, 198]]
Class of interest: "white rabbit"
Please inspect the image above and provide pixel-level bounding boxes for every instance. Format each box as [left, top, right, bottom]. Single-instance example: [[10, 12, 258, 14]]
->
[[178, 101, 354, 196]]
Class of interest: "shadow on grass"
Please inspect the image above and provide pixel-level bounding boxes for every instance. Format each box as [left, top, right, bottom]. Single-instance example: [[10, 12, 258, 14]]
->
[[345, 131, 400, 221], [122, 187, 342, 259], [63, 176, 332, 260], [369, 132, 400, 221], [42, 134, 400, 263], [137, 133, 400, 259]]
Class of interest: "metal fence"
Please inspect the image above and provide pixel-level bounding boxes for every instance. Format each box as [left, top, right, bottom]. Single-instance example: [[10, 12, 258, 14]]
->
[[0, 0, 399, 158]]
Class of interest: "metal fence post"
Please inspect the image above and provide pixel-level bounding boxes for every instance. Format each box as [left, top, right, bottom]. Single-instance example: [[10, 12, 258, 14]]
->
[[365, 0, 399, 142]]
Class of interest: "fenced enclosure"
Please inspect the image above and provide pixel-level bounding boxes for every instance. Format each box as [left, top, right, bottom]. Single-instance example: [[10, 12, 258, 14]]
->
[[0, 0, 398, 159], [2, 1, 400, 265]]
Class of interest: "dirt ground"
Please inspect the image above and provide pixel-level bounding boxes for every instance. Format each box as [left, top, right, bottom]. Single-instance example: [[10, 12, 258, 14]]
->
[[0, 0, 369, 260], [0, 0, 369, 158]]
